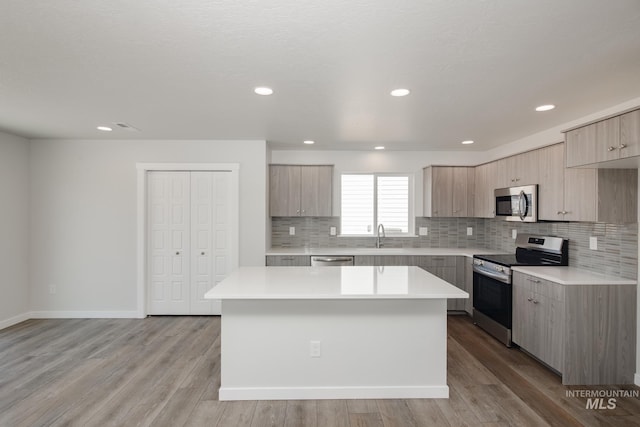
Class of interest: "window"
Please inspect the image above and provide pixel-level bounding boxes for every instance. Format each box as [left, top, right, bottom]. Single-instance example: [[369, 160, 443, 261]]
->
[[340, 173, 412, 235]]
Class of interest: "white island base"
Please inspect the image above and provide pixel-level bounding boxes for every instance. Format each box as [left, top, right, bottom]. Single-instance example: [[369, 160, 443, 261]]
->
[[206, 266, 467, 401]]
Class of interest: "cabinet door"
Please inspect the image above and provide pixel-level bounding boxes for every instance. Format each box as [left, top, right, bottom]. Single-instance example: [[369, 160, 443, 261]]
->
[[452, 167, 469, 217], [512, 277, 534, 350], [620, 109, 640, 158], [431, 167, 453, 217], [539, 293, 564, 372], [594, 116, 620, 163], [565, 124, 598, 167], [538, 143, 565, 221], [464, 257, 473, 314], [515, 150, 539, 186], [300, 166, 333, 216], [563, 168, 597, 222], [270, 165, 301, 216], [473, 162, 496, 218]]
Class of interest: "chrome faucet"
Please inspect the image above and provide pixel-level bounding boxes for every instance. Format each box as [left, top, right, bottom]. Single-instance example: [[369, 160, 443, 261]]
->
[[376, 223, 386, 248]]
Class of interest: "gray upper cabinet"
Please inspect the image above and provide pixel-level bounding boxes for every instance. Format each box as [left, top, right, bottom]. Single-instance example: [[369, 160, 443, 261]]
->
[[565, 108, 640, 167], [473, 161, 497, 218], [269, 165, 333, 217], [537, 143, 565, 221], [424, 166, 474, 217]]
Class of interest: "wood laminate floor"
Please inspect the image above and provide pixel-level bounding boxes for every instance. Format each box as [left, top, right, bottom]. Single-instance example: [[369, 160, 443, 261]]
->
[[0, 315, 638, 427]]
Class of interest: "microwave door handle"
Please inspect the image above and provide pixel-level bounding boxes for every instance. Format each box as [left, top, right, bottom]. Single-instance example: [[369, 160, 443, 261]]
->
[[518, 190, 528, 220]]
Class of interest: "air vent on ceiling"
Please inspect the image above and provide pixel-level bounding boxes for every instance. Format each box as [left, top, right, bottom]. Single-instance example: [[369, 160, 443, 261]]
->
[[112, 122, 141, 132]]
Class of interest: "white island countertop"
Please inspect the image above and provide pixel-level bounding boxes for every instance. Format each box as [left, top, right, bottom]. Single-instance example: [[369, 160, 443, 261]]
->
[[205, 266, 469, 300]]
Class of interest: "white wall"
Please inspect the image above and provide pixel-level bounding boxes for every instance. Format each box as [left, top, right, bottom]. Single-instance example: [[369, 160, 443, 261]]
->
[[0, 132, 30, 327], [29, 139, 267, 314]]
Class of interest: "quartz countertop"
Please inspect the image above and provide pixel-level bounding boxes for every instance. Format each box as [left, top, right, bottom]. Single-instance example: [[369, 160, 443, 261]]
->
[[512, 266, 637, 285], [205, 266, 469, 300], [266, 247, 505, 258]]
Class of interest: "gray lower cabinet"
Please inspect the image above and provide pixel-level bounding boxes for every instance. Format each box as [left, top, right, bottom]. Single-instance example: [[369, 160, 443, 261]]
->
[[265, 255, 311, 266], [512, 271, 636, 385], [354, 255, 469, 312]]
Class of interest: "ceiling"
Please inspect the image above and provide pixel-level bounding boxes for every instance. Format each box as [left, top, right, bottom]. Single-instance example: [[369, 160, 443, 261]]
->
[[1, 0, 640, 151]]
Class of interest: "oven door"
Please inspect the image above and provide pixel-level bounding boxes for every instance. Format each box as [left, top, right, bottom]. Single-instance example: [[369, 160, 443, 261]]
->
[[473, 271, 512, 329]]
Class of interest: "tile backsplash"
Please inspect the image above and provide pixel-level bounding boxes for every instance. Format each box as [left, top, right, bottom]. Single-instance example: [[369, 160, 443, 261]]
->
[[271, 217, 638, 279]]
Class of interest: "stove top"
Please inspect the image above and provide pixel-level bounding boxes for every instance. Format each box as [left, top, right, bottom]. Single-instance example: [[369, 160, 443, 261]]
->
[[474, 234, 569, 268]]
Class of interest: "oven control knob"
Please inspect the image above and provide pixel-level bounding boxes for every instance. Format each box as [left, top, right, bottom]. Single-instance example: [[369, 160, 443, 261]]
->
[[495, 266, 504, 272]]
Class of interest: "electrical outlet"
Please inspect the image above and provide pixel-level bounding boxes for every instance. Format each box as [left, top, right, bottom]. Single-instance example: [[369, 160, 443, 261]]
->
[[467, 227, 473, 236], [512, 229, 517, 239], [589, 236, 598, 250], [289, 227, 295, 236], [330, 227, 336, 236], [310, 340, 321, 358], [419, 227, 428, 236], [49, 284, 56, 294]]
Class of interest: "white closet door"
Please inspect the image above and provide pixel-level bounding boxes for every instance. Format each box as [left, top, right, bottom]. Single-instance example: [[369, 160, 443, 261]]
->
[[190, 171, 233, 315], [147, 172, 191, 314]]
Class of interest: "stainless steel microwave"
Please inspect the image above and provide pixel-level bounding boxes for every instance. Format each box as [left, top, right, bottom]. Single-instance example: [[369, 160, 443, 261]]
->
[[494, 185, 538, 222]]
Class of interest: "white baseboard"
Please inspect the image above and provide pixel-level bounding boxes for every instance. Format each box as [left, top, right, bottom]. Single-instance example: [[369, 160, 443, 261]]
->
[[29, 310, 141, 319], [0, 312, 31, 330], [218, 385, 449, 401], [635, 373, 640, 386]]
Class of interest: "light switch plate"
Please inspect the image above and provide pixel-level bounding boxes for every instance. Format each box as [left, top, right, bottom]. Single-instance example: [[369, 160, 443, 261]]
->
[[330, 227, 336, 236], [419, 227, 428, 236], [589, 236, 598, 250], [289, 226, 295, 236], [512, 229, 517, 239], [467, 227, 473, 236]]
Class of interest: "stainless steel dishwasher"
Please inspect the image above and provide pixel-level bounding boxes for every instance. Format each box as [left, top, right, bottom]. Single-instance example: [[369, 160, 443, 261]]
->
[[311, 256, 354, 266]]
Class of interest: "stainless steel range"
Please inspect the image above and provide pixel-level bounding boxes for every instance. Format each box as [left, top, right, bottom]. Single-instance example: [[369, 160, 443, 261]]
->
[[472, 234, 568, 347]]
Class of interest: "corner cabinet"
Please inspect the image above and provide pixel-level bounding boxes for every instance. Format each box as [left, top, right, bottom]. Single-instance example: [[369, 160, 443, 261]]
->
[[269, 165, 333, 217], [512, 271, 636, 385], [423, 166, 474, 217], [565, 108, 640, 167]]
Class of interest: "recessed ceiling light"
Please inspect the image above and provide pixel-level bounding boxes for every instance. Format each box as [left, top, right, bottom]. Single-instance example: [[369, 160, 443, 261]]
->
[[97, 126, 112, 132], [303, 140, 315, 145], [461, 140, 474, 145], [254, 87, 273, 96], [374, 146, 385, 150], [535, 104, 555, 112], [390, 88, 410, 97]]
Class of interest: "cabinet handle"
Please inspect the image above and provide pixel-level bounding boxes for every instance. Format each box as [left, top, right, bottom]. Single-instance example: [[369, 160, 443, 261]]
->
[[302, 210, 305, 214], [532, 300, 539, 304], [527, 297, 533, 302], [607, 146, 617, 152], [619, 144, 627, 150], [557, 211, 563, 215], [176, 251, 180, 255], [282, 257, 295, 261], [201, 252, 205, 256], [527, 278, 541, 283]]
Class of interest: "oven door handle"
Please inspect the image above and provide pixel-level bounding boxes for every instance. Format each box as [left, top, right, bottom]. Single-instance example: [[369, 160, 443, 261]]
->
[[473, 267, 511, 284]]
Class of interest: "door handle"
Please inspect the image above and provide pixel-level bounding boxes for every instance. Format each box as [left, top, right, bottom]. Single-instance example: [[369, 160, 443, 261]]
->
[[518, 190, 528, 220]]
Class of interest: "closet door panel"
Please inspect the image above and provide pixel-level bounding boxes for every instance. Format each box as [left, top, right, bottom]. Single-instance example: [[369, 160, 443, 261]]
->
[[147, 172, 190, 315]]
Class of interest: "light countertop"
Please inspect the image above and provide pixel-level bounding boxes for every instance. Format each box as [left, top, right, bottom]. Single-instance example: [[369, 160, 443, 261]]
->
[[512, 266, 637, 285], [205, 266, 469, 300], [266, 247, 504, 258]]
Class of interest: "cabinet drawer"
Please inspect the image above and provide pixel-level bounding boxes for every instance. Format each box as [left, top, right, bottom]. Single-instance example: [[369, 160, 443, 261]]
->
[[418, 256, 457, 268], [515, 272, 564, 301], [265, 255, 311, 266]]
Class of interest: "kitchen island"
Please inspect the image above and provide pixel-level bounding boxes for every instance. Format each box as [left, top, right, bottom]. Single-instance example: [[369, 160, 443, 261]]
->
[[204, 266, 468, 401]]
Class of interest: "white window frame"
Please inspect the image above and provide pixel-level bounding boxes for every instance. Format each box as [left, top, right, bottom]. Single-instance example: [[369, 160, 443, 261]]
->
[[340, 172, 414, 237]]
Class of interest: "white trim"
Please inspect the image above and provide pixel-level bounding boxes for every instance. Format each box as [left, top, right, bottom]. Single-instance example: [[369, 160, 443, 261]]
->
[[29, 311, 139, 319], [136, 163, 240, 317], [0, 312, 31, 330], [218, 385, 449, 401]]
